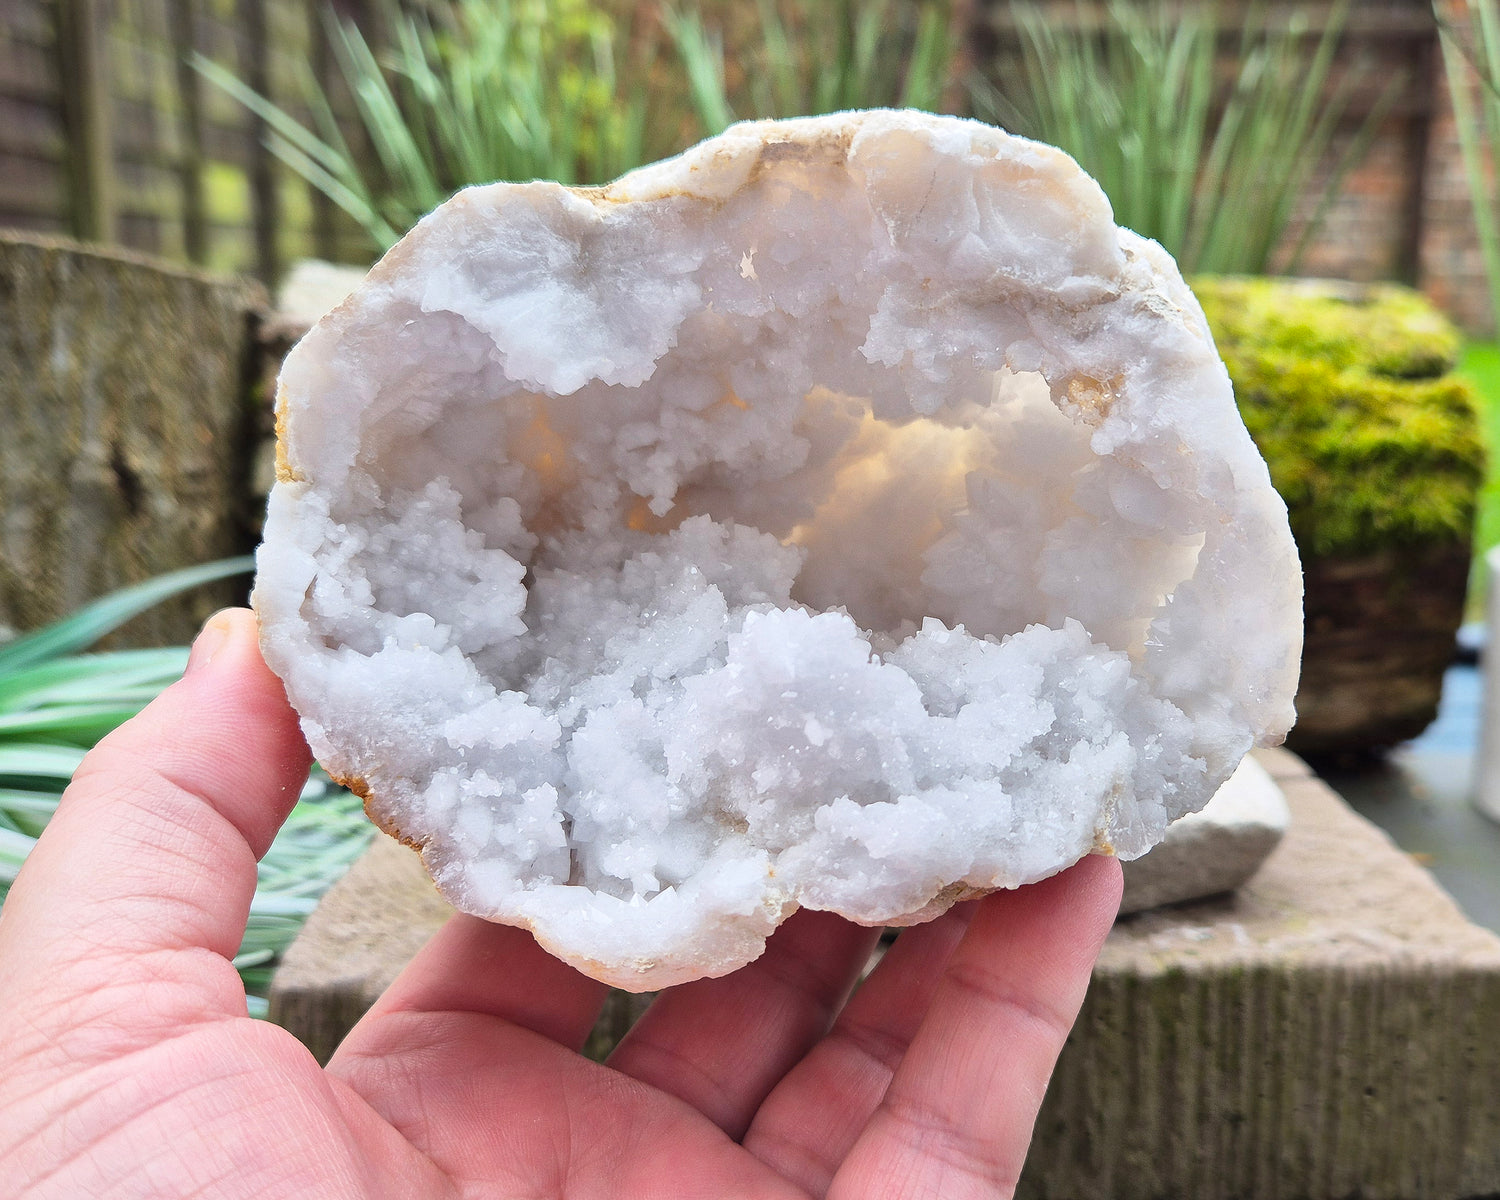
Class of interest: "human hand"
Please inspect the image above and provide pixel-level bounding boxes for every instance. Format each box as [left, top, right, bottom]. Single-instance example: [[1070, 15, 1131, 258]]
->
[[0, 608, 1122, 1199]]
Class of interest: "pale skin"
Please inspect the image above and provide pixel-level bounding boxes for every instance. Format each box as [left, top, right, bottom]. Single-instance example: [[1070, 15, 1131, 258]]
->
[[0, 608, 1122, 1199]]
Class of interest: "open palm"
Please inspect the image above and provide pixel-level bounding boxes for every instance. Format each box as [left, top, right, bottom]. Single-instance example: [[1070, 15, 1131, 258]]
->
[[0, 610, 1121, 1199]]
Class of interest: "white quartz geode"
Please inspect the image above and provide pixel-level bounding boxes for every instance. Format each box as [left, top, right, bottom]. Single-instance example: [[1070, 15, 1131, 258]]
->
[[254, 110, 1302, 989]]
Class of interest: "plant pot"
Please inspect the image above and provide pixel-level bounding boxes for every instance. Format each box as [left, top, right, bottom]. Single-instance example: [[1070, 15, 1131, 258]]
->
[[1287, 541, 1470, 757]]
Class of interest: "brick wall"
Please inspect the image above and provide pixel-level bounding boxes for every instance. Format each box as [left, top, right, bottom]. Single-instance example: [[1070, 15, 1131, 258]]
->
[[1422, 19, 1494, 334], [975, 0, 1498, 335]]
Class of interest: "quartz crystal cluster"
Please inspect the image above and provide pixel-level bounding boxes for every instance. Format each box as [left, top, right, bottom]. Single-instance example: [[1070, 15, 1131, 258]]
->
[[255, 110, 1302, 988]]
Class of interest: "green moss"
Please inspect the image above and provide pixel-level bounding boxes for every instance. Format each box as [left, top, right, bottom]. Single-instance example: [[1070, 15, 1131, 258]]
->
[[1455, 343, 1500, 617], [1194, 276, 1484, 558]]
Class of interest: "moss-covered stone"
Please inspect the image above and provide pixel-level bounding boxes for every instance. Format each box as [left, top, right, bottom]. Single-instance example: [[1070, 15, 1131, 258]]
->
[[1194, 276, 1483, 559], [1193, 277, 1483, 753]]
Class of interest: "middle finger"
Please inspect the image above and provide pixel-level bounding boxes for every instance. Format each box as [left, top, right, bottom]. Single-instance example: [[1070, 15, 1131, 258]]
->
[[607, 908, 880, 1139]]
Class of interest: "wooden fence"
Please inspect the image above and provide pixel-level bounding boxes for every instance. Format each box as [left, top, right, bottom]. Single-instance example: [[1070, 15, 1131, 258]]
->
[[0, 0, 370, 283]]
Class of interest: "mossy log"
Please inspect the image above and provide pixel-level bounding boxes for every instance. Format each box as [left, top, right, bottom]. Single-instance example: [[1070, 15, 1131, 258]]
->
[[0, 233, 267, 644], [1293, 543, 1472, 755]]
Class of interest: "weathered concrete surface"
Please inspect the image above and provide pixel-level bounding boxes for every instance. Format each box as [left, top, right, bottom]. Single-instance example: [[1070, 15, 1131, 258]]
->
[[271, 748, 1500, 1198], [1019, 746, 1500, 1200], [1120, 754, 1288, 915], [0, 232, 266, 642]]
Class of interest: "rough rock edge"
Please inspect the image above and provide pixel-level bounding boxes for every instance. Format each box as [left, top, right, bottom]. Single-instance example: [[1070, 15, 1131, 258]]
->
[[257, 110, 1300, 989], [326, 749, 1109, 987]]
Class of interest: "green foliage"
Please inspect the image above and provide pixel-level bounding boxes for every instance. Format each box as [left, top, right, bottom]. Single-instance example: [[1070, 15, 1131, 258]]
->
[[196, 0, 655, 251], [1456, 340, 1500, 612], [0, 558, 254, 676], [665, 0, 957, 135], [1439, 1, 1500, 330], [1200, 278, 1463, 380], [199, 0, 959, 253], [0, 561, 372, 1018], [1196, 277, 1484, 558], [980, 0, 1394, 275]]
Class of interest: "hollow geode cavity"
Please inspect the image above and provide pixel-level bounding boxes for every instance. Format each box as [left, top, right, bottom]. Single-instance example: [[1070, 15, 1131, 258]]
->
[[254, 110, 1302, 989]]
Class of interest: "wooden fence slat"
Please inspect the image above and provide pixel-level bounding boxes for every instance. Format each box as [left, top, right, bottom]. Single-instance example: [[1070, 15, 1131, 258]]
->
[[237, 0, 277, 282], [114, 96, 172, 159], [0, 211, 67, 234], [0, 154, 64, 216], [170, 0, 208, 262], [1396, 29, 1439, 283], [0, 31, 62, 101], [309, 0, 338, 260], [0, 94, 66, 161], [199, 120, 263, 163], [2, 0, 58, 44], [0, 0, 1458, 307], [55, 0, 119, 244]]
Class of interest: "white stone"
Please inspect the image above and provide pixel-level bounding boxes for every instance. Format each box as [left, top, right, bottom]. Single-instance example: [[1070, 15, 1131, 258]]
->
[[254, 110, 1303, 989], [274, 259, 370, 327], [1119, 755, 1289, 915]]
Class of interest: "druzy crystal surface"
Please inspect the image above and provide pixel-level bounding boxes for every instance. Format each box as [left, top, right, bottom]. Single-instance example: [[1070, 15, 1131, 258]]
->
[[255, 111, 1302, 988]]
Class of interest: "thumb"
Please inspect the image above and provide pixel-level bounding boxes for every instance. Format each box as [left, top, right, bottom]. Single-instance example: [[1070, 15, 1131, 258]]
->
[[0, 608, 312, 1034]]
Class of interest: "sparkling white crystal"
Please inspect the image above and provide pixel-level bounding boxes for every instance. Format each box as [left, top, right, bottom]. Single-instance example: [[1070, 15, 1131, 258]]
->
[[255, 110, 1302, 988]]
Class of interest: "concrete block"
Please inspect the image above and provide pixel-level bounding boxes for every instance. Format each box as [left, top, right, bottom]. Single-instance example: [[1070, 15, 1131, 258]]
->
[[1019, 746, 1500, 1200], [0, 232, 267, 641]]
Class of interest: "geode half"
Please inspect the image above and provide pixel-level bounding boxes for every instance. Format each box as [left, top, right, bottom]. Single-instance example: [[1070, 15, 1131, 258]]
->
[[254, 110, 1302, 989]]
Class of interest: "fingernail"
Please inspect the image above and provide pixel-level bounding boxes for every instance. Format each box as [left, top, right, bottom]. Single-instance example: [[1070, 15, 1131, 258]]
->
[[186, 610, 236, 675]]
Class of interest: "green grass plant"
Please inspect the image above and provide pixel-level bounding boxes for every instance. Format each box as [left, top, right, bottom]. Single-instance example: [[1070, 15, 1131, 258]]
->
[[980, 0, 1392, 275], [196, 0, 655, 251], [664, 0, 957, 134], [201, 0, 959, 254], [0, 560, 372, 1018], [1439, 2, 1500, 330]]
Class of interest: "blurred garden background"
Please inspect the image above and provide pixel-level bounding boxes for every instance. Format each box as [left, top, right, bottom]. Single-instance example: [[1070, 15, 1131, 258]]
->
[[0, 0, 1488, 296], [7, 6, 1500, 1192], [4, 0, 1500, 1024]]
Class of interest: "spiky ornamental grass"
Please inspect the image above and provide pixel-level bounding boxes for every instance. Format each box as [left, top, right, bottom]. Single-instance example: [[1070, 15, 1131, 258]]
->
[[195, 0, 656, 252], [1440, 0, 1500, 330], [197, 0, 959, 255], [977, 0, 1396, 277], [0, 561, 372, 1018], [663, 0, 957, 135]]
